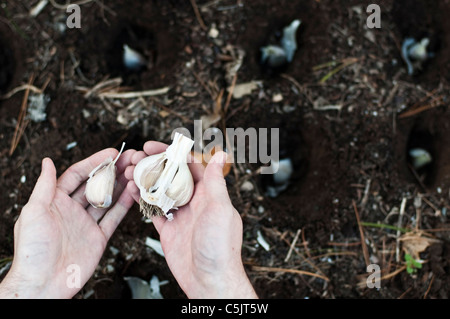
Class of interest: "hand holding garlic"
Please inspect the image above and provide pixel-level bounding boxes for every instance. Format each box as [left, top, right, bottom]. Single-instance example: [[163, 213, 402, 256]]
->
[[125, 142, 258, 298], [0, 148, 136, 298]]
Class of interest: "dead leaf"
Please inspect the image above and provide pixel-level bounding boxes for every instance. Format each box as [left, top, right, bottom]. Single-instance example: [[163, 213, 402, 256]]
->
[[229, 81, 262, 99], [399, 230, 441, 260]]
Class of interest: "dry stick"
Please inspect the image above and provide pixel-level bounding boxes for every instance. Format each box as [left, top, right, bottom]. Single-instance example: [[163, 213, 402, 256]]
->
[[189, 0, 207, 30], [395, 198, 407, 263], [398, 95, 445, 119], [353, 199, 370, 268], [223, 73, 237, 115], [252, 265, 329, 282], [284, 229, 301, 263], [9, 75, 34, 156], [423, 274, 435, 299], [99, 87, 170, 99], [1, 84, 42, 100]]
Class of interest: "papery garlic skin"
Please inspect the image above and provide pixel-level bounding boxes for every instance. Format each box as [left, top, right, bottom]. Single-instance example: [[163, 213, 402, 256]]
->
[[85, 143, 125, 208], [133, 133, 194, 221]]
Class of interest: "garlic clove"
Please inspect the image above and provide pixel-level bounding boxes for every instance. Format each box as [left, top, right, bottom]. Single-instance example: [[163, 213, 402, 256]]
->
[[85, 142, 125, 208], [281, 19, 301, 63], [260, 45, 287, 68], [166, 162, 194, 207], [409, 148, 432, 170], [133, 153, 166, 190], [123, 44, 147, 71]]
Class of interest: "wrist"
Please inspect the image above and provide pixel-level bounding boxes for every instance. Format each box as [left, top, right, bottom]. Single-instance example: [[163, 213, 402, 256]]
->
[[189, 264, 258, 299], [0, 267, 49, 299]]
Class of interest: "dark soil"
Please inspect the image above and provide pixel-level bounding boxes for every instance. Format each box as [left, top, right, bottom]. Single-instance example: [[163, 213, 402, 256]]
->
[[1, 0, 449, 299]]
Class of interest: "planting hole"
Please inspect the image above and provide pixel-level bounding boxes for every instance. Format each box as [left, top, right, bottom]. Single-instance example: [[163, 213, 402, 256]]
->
[[106, 23, 157, 82]]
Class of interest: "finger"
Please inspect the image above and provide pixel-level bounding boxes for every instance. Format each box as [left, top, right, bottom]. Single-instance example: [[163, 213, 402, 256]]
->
[[203, 151, 231, 205], [28, 158, 57, 207], [57, 148, 118, 195], [126, 180, 140, 203], [131, 150, 147, 166], [188, 162, 205, 183], [98, 184, 135, 240], [124, 165, 135, 181], [143, 141, 168, 156]]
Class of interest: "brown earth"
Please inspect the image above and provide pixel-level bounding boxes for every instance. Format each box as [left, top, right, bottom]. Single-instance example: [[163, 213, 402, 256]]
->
[[0, 0, 449, 299]]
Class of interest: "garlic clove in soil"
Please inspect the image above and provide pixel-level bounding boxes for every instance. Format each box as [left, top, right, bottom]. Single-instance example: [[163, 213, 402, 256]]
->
[[133, 132, 195, 221], [266, 158, 293, 198], [401, 37, 432, 75], [281, 19, 301, 63], [409, 148, 432, 170], [123, 44, 147, 71], [260, 19, 301, 69], [260, 45, 288, 68], [85, 142, 126, 208]]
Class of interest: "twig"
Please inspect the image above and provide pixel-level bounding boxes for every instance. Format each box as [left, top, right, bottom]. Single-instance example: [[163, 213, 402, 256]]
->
[[30, 0, 49, 17], [353, 200, 370, 268], [9, 74, 34, 156], [423, 274, 435, 299], [189, 0, 207, 30], [223, 73, 236, 115], [98, 87, 170, 99], [0, 84, 42, 100], [284, 229, 301, 263], [398, 95, 445, 119], [252, 265, 329, 282], [78, 77, 123, 98], [396, 198, 407, 263]]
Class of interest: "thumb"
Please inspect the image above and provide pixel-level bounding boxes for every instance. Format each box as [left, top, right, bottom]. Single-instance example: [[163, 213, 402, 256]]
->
[[203, 151, 231, 204], [28, 158, 57, 207]]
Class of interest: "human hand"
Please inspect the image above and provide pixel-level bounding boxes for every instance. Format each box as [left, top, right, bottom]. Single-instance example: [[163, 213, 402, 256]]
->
[[125, 142, 258, 299], [0, 148, 136, 299]]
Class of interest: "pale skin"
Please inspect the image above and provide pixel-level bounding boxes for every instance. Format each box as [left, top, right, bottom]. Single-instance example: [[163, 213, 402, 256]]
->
[[0, 142, 257, 299]]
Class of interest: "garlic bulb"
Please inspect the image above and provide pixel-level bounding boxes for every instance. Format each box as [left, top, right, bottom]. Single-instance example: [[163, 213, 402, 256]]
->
[[133, 132, 194, 221], [85, 142, 125, 208]]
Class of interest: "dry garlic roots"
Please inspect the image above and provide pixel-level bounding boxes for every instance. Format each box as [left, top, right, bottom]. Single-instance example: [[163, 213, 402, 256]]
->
[[133, 132, 194, 221], [85, 142, 125, 208]]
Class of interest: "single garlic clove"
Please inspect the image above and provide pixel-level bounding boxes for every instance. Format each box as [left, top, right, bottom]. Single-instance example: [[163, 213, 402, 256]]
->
[[85, 163, 116, 208], [85, 143, 125, 208], [166, 162, 194, 207], [123, 44, 146, 71], [133, 153, 166, 190]]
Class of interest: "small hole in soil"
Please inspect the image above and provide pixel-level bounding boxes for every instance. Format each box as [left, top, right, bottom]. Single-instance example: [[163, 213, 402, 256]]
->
[[406, 128, 436, 186], [0, 36, 15, 94], [106, 22, 157, 84]]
